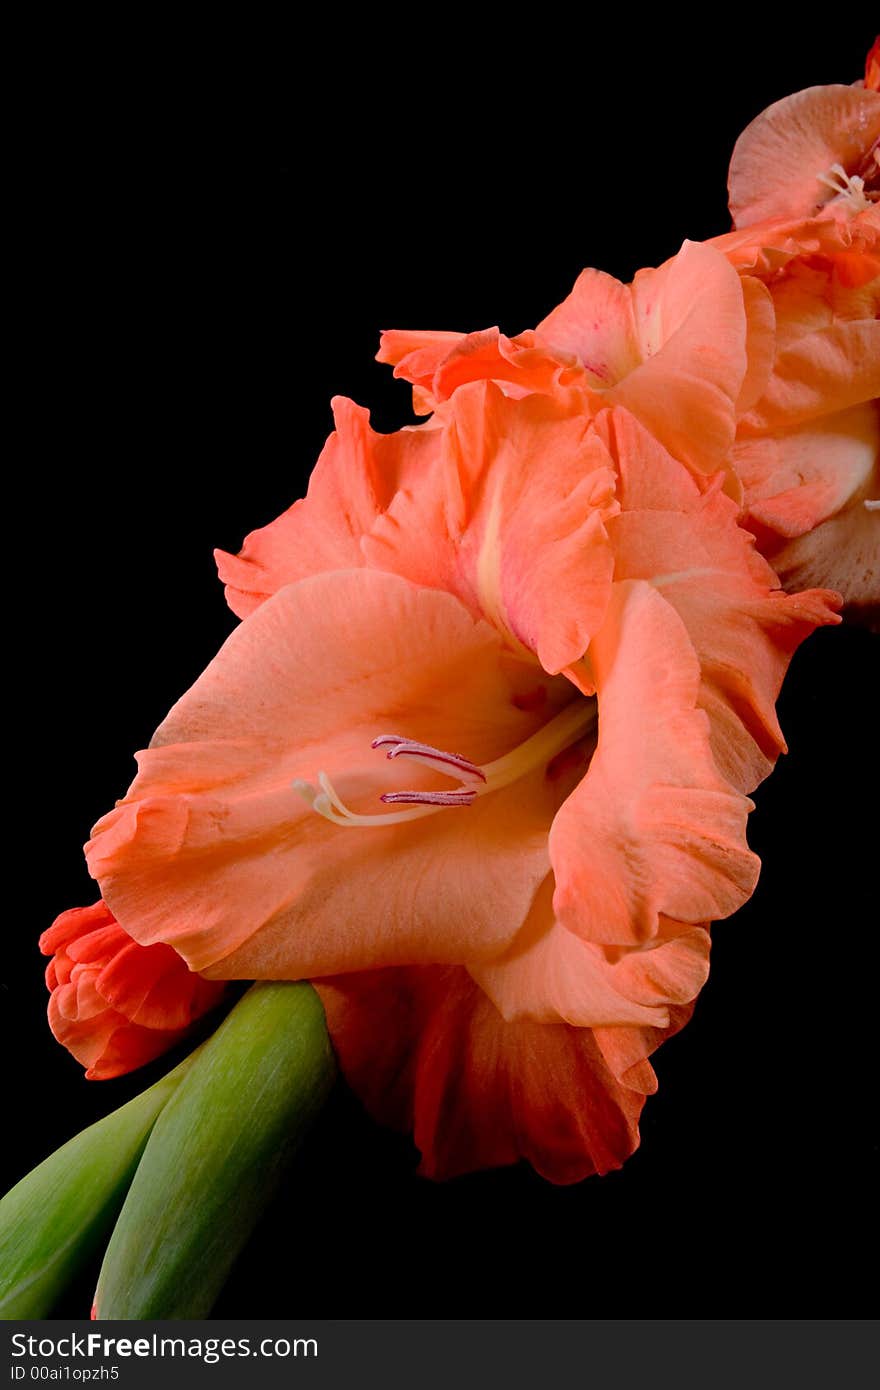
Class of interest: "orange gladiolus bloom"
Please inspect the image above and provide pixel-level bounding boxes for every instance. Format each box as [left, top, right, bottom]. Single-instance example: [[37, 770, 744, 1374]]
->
[[40, 901, 225, 1079], [726, 63, 879, 228], [84, 383, 837, 1181]]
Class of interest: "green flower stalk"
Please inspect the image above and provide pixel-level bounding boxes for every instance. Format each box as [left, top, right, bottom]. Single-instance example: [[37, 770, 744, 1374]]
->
[[94, 981, 335, 1319], [0, 1049, 196, 1319]]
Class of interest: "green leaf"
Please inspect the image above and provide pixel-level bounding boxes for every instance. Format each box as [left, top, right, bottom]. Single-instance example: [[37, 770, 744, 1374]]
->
[[0, 1050, 195, 1319], [95, 981, 336, 1319]]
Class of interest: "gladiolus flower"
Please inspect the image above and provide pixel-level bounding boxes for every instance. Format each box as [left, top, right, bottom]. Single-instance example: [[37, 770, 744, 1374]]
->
[[84, 382, 837, 1181], [40, 900, 226, 1079], [726, 62, 879, 227]]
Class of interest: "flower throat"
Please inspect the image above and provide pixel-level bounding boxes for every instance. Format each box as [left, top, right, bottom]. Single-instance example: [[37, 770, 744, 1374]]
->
[[294, 698, 597, 829]]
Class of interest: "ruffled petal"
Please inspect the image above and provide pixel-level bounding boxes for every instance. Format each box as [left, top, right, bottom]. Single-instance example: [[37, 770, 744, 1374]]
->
[[762, 498, 880, 623], [376, 328, 468, 410], [431, 328, 580, 404], [363, 383, 618, 672], [539, 243, 750, 484], [317, 966, 670, 1183], [215, 397, 437, 617], [612, 241, 749, 481], [549, 579, 759, 947], [40, 901, 224, 1080], [469, 870, 710, 1029], [87, 570, 556, 977], [604, 408, 841, 791]]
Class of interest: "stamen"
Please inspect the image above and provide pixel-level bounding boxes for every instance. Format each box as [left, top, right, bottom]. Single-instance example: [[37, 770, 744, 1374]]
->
[[817, 162, 871, 211], [371, 735, 486, 783], [294, 698, 598, 830], [381, 788, 477, 806]]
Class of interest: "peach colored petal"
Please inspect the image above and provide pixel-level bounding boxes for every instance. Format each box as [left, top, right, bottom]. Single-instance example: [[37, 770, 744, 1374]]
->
[[603, 409, 841, 790], [379, 325, 583, 417], [711, 188, 878, 612], [728, 85, 880, 226], [537, 268, 641, 383], [713, 212, 880, 283], [469, 869, 710, 1029], [377, 244, 751, 492], [537, 243, 750, 484], [761, 497, 880, 623], [215, 397, 437, 618], [612, 242, 749, 481], [432, 328, 583, 404], [317, 966, 662, 1183], [376, 328, 468, 407], [742, 316, 880, 432], [737, 404, 879, 539], [363, 383, 618, 672], [549, 579, 759, 948], [737, 276, 777, 413], [217, 385, 616, 671], [87, 570, 557, 977]]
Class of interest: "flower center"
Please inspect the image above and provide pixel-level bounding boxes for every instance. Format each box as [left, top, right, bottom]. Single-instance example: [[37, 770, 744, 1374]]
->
[[816, 161, 874, 212], [293, 698, 598, 828]]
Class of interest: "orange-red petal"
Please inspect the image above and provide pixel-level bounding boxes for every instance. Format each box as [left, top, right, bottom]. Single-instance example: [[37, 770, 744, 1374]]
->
[[39, 901, 225, 1080], [317, 966, 689, 1183]]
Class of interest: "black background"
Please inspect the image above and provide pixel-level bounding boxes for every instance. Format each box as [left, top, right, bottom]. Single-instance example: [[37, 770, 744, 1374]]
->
[[6, 23, 878, 1317]]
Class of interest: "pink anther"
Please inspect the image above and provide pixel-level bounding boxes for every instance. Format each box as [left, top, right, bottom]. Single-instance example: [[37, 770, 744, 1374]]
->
[[380, 787, 477, 807], [371, 735, 486, 784]]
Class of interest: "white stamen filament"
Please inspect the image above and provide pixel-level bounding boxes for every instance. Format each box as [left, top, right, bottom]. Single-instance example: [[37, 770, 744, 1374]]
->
[[293, 697, 598, 829], [816, 162, 871, 211]]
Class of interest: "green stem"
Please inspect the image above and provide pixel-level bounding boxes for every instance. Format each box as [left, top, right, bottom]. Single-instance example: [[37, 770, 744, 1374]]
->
[[0, 1047, 198, 1319], [95, 981, 336, 1320]]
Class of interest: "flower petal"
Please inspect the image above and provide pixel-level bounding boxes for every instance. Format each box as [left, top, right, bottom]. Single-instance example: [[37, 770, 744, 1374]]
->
[[737, 404, 879, 539], [317, 966, 661, 1183], [605, 409, 841, 791], [215, 397, 437, 618], [40, 901, 225, 1079], [742, 315, 880, 432], [470, 870, 710, 1029], [762, 498, 880, 623], [550, 579, 759, 947], [363, 383, 618, 672], [376, 328, 468, 410], [88, 570, 556, 977], [537, 268, 640, 383], [613, 241, 749, 481]]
